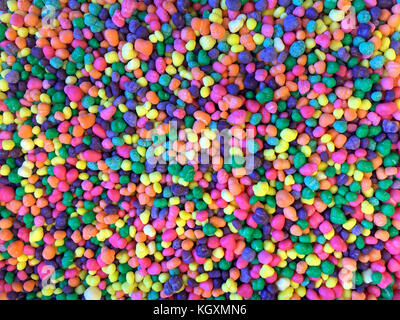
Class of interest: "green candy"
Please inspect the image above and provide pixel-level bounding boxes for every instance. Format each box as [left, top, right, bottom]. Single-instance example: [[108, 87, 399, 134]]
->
[[371, 272, 382, 285], [326, 61, 339, 74], [111, 119, 127, 133], [330, 207, 346, 225], [81, 95, 95, 108], [68, 217, 81, 230], [381, 204, 395, 216], [320, 190, 333, 205], [23, 213, 34, 228], [297, 219, 309, 230], [306, 266, 321, 278], [356, 160, 374, 173], [355, 236, 365, 249], [356, 124, 369, 138], [153, 198, 168, 208], [5, 272, 14, 284], [354, 78, 373, 92], [294, 243, 313, 255], [0, 23, 6, 41], [179, 165, 195, 182], [131, 162, 145, 174], [321, 260, 335, 275], [375, 188, 390, 202], [192, 186, 203, 199], [255, 88, 273, 103], [71, 46, 85, 62], [293, 152, 307, 169], [4, 97, 21, 112], [82, 211, 96, 224], [383, 153, 399, 167], [252, 278, 265, 290], [377, 139, 391, 156], [280, 267, 294, 278], [203, 223, 217, 236]]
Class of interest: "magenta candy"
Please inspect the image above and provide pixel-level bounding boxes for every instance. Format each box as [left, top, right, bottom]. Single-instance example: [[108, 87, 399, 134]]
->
[[386, 237, 400, 255], [258, 250, 272, 265], [237, 283, 253, 299], [331, 149, 347, 164], [319, 286, 335, 300], [270, 214, 285, 230], [376, 102, 397, 117], [64, 85, 82, 102], [162, 229, 177, 242], [82, 150, 102, 162], [227, 110, 246, 125], [299, 163, 317, 176], [0, 186, 15, 202], [53, 164, 66, 180], [330, 235, 347, 252]]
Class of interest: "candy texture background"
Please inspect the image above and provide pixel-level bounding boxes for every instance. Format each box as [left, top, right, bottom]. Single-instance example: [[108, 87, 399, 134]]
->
[[1, 0, 400, 300]]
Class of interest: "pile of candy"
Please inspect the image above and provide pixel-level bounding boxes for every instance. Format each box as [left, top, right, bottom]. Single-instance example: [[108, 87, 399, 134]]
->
[[1, 0, 400, 300]]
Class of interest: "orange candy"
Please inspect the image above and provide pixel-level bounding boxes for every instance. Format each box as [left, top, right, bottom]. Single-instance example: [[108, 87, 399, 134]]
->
[[134, 39, 153, 56], [7, 240, 24, 258], [276, 190, 294, 208]]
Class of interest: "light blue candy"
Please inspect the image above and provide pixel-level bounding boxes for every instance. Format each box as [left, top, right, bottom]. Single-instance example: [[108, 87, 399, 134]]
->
[[359, 41, 374, 55], [306, 21, 316, 33], [353, 36, 365, 47], [370, 55, 385, 69], [289, 40, 305, 58], [371, 91, 382, 102], [393, 32, 400, 41], [49, 57, 63, 69], [304, 176, 320, 191], [273, 24, 284, 38], [262, 37, 274, 48], [357, 10, 371, 23], [105, 156, 122, 170], [87, 162, 99, 171], [267, 137, 279, 146]]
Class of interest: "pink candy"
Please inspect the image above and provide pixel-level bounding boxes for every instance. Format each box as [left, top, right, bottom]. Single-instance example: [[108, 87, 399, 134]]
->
[[376, 102, 397, 117], [299, 163, 317, 176], [64, 85, 82, 102], [0, 186, 15, 202]]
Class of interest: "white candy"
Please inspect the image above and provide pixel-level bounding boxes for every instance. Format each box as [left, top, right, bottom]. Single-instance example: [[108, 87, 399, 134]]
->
[[329, 9, 345, 22], [362, 269, 373, 284], [276, 277, 291, 291], [228, 14, 246, 33], [274, 38, 285, 53], [84, 287, 102, 300]]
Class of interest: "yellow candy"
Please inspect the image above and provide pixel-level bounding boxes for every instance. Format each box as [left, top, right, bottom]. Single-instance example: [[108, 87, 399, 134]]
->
[[185, 40, 196, 51], [280, 128, 298, 142], [199, 36, 216, 51], [260, 264, 275, 278], [384, 48, 396, 61], [29, 227, 44, 243], [121, 43, 135, 60], [2, 140, 15, 151], [246, 18, 257, 30], [136, 243, 149, 259], [172, 51, 184, 66], [104, 51, 119, 64], [253, 181, 270, 197]]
